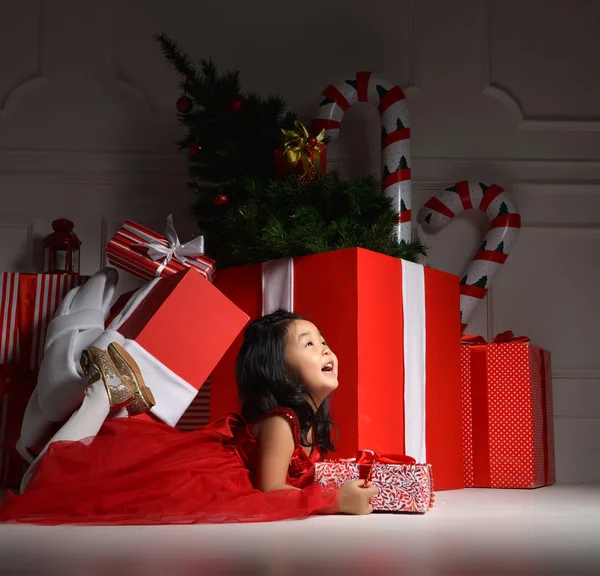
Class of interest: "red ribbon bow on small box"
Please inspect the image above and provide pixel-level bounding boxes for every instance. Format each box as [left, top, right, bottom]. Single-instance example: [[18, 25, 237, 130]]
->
[[461, 330, 530, 346], [349, 450, 416, 486]]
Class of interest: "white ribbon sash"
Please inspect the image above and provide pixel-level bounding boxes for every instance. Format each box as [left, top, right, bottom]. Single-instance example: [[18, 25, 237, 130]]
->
[[261, 258, 294, 315], [402, 260, 427, 463]]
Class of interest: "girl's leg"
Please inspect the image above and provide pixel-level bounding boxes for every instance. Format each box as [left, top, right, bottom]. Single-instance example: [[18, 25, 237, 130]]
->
[[19, 268, 120, 460], [19, 378, 112, 493]]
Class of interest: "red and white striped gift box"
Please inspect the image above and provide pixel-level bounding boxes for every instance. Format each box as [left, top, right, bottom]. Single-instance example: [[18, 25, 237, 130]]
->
[[106, 217, 216, 283], [176, 381, 211, 430], [1, 273, 22, 487], [0, 273, 20, 366], [21, 274, 87, 370], [0, 273, 87, 488]]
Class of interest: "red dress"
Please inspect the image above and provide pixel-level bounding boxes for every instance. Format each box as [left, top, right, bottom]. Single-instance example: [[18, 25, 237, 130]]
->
[[0, 408, 338, 525]]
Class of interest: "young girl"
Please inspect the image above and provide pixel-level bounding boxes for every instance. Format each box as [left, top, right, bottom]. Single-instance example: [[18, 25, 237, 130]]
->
[[0, 310, 376, 524]]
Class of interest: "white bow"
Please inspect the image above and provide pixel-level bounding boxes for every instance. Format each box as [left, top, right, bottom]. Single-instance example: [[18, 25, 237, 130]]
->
[[143, 215, 205, 274]]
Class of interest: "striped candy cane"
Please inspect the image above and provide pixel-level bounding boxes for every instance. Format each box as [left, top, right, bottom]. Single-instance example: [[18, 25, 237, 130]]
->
[[312, 71, 412, 243], [417, 181, 521, 332]]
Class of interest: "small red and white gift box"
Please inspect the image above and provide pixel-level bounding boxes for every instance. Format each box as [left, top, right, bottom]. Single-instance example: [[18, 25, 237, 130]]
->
[[106, 215, 216, 283], [314, 451, 434, 513]]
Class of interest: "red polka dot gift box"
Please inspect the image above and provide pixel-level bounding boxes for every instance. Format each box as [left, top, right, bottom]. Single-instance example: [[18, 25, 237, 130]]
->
[[461, 332, 556, 489], [315, 451, 434, 513]]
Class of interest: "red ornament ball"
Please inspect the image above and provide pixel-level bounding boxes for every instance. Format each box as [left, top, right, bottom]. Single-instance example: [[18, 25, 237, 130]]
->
[[307, 136, 318, 147], [176, 95, 193, 113], [227, 97, 243, 112], [213, 193, 229, 207], [189, 142, 202, 156]]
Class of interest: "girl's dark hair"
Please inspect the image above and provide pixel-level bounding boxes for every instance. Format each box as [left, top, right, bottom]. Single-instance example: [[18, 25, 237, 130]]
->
[[236, 309, 336, 454]]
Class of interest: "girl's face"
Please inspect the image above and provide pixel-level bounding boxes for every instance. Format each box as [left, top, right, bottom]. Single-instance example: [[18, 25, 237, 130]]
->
[[284, 319, 338, 404]]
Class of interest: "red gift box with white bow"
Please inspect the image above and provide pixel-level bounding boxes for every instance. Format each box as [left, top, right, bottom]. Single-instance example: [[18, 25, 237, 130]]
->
[[106, 215, 216, 283], [314, 451, 434, 513]]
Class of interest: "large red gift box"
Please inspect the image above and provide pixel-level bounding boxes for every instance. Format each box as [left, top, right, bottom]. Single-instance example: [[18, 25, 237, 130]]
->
[[461, 333, 556, 488], [210, 248, 464, 490], [112, 269, 249, 427], [0, 273, 87, 488], [106, 216, 216, 283], [315, 452, 434, 513]]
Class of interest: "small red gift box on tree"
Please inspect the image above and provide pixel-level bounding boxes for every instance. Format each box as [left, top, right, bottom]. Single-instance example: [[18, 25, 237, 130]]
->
[[461, 331, 556, 489], [274, 121, 327, 180]]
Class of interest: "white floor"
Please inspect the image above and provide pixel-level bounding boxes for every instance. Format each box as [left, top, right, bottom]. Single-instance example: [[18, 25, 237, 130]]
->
[[1, 484, 599, 575]]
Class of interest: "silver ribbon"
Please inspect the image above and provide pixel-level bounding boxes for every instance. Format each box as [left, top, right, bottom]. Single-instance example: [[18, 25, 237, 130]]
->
[[138, 215, 206, 276]]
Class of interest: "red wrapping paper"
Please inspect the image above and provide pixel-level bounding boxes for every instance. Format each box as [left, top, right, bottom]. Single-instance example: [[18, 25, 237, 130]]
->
[[461, 332, 556, 489], [106, 218, 216, 283], [117, 269, 249, 395]]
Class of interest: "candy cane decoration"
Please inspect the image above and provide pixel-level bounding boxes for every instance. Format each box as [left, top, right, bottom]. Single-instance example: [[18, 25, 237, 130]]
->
[[312, 72, 412, 243], [417, 181, 521, 332]]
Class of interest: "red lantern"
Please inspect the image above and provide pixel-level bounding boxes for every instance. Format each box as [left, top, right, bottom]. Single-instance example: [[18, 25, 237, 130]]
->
[[43, 219, 81, 274]]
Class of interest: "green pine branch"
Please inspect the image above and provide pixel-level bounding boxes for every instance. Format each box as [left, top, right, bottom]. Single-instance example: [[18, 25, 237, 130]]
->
[[158, 36, 428, 269], [155, 32, 197, 81], [196, 171, 427, 267]]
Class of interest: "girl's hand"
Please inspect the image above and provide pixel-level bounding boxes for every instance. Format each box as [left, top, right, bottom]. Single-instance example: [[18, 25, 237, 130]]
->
[[337, 480, 378, 515]]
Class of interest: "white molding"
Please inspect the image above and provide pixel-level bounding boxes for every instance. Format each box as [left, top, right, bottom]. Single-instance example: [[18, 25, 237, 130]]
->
[[553, 365, 600, 380], [519, 223, 600, 235], [0, 0, 50, 119], [480, 0, 600, 132], [4, 152, 600, 184], [0, 149, 186, 184], [0, 218, 35, 271], [340, 157, 600, 184]]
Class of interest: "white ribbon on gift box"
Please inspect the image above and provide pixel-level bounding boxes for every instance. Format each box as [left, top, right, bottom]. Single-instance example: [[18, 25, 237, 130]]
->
[[260, 256, 427, 463], [262, 258, 295, 315], [127, 214, 207, 276]]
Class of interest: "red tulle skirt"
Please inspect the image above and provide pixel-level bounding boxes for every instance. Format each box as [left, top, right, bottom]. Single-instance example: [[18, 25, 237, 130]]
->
[[0, 416, 337, 525]]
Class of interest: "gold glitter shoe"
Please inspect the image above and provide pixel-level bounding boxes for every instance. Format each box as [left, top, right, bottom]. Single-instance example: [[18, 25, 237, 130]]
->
[[107, 342, 156, 416], [80, 347, 134, 409]]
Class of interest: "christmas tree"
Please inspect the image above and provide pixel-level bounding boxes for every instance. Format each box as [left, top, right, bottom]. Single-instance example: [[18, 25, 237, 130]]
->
[[156, 34, 426, 267]]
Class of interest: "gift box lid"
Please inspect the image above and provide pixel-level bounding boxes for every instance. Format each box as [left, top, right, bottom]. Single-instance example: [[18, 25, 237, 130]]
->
[[117, 268, 249, 390]]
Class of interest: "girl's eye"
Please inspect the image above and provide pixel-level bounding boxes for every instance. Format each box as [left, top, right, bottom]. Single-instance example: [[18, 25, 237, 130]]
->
[[322, 341, 328, 347], [305, 341, 313, 347]]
